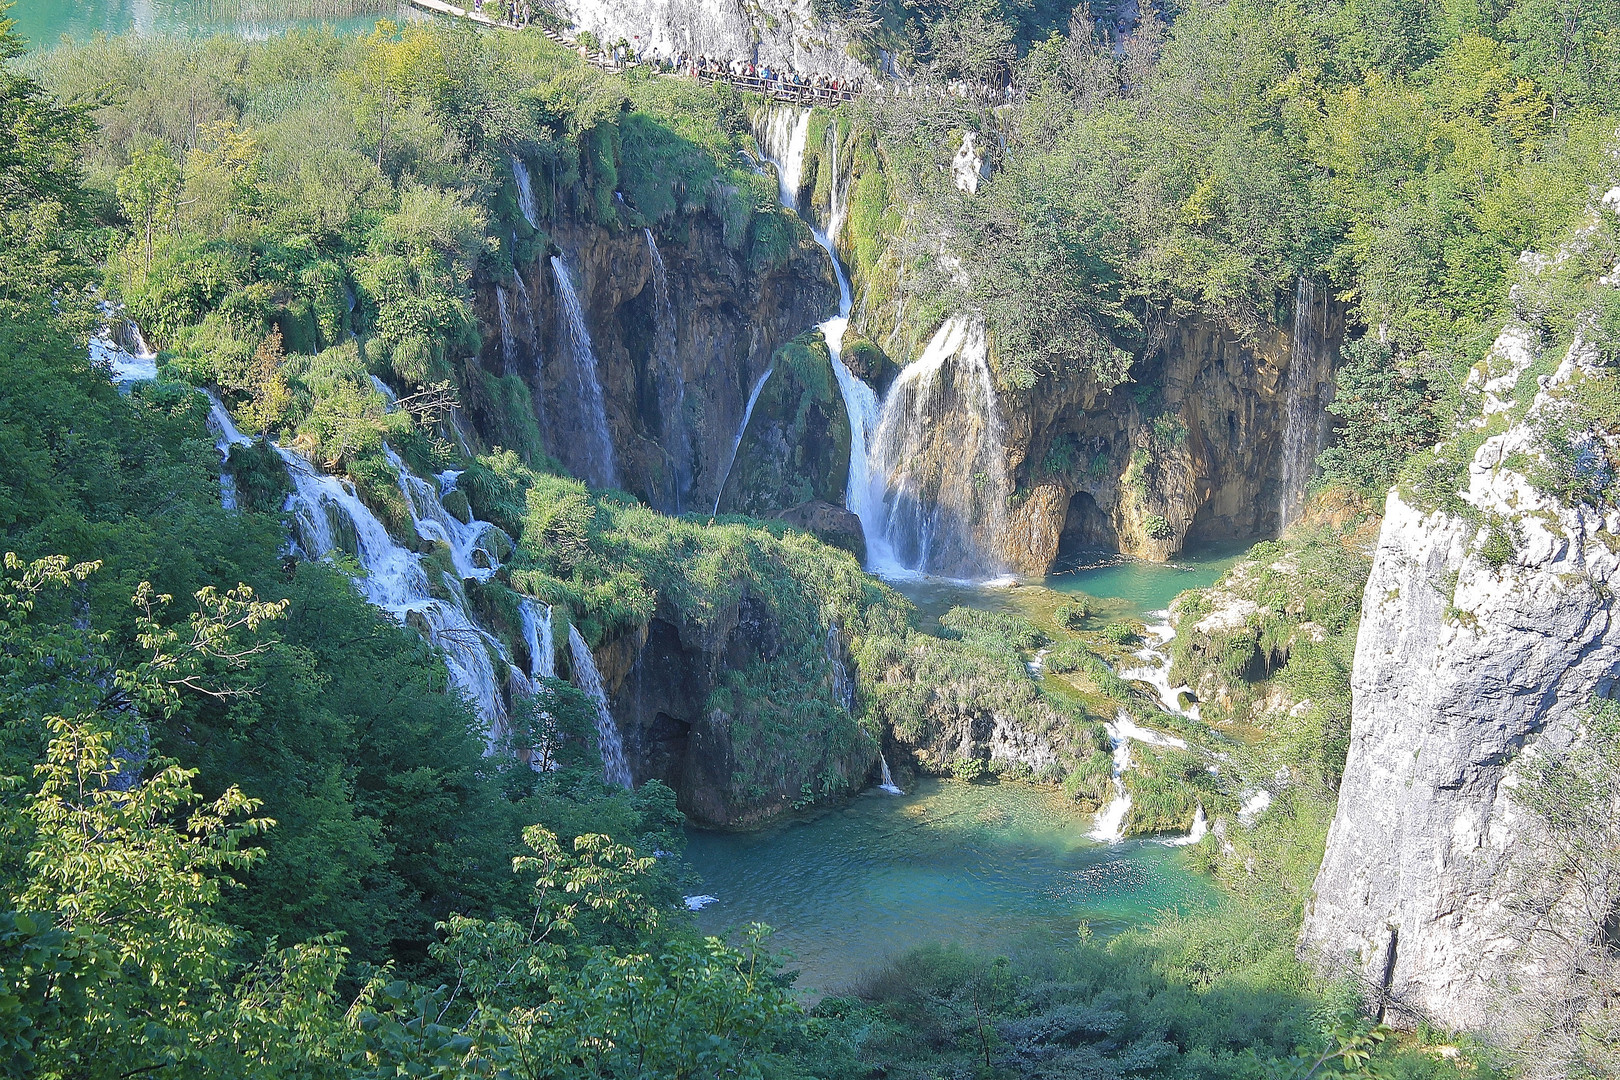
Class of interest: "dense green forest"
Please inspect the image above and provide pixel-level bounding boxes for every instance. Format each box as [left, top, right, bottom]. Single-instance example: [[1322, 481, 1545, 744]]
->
[[1, 0, 1616, 1075]]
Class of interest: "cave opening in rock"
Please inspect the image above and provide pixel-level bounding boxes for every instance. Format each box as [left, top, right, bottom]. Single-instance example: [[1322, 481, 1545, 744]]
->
[[1056, 490, 1118, 564]]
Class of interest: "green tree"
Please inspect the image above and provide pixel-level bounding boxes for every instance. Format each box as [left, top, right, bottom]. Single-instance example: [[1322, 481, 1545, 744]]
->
[[1316, 337, 1438, 493], [116, 141, 181, 270]]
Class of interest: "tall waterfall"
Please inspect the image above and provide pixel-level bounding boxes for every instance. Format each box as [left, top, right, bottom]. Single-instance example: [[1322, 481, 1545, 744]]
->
[[568, 625, 632, 788], [495, 285, 517, 369], [645, 229, 690, 512], [755, 108, 1007, 582], [511, 154, 539, 229], [520, 599, 555, 679], [862, 317, 1011, 580], [550, 255, 616, 488], [1278, 277, 1333, 528], [713, 364, 775, 514]]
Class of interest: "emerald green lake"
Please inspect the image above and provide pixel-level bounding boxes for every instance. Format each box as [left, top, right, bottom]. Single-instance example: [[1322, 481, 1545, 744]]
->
[[685, 778, 1211, 996], [9, 1, 413, 49], [685, 542, 1252, 994]]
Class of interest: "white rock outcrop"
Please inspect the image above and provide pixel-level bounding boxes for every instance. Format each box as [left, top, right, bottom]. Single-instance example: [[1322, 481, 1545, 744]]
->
[[561, 0, 867, 79], [1299, 313, 1620, 1030]]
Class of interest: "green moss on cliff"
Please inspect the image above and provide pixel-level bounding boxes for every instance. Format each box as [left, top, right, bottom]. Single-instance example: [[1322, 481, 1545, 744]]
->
[[717, 330, 852, 517]]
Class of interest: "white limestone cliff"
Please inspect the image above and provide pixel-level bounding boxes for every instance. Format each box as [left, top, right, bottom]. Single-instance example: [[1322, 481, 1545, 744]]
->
[[1299, 253, 1620, 1031]]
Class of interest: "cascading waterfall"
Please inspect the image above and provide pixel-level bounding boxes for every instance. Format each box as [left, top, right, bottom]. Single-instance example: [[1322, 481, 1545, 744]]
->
[[712, 365, 774, 514], [862, 317, 1011, 579], [567, 624, 632, 788], [385, 445, 503, 583], [495, 285, 517, 369], [519, 599, 555, 679], [1277, 277, 1333, 528], [511, 154, 539, 229], [1089, 723, 1134, 843], [877, 753, 903, 795], [755, 109, 1009, 582], [645, 229, 691, 512], [275, 445, 513, 743], [550, 255, 616, 488]]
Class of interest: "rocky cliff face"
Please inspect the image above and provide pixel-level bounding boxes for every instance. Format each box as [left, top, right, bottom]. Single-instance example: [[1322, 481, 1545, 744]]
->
[[999, 294, 1340, 573], [561, 0, 869, 79], [1300, 306, 1620, 1030], [472, 214, 835, 513]]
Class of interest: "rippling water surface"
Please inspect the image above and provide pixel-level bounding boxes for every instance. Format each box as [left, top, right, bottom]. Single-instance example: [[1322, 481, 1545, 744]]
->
[[685, 778, 1212, 995], [11, 1, 412, 48]]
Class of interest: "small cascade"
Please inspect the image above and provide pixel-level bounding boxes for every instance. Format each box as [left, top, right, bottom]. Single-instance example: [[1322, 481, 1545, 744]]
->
[[645, 229, 690, 511], [202, 390, 251, 509], [520, 598, 556, 679], [825, 622, 854, 711], [384, 445, 503, 583], [511, 154, 539, 229], [1161, 805, 1208, 847], [712, 365, 774, 514], [92, 323, 158, 387], [568, 625, 632, 788], [550, 255, 617, 488], [1117, 612, 1202, 721], [1089, 720, 1134, 843], [1238, 790, 1272, 824], [369, 375, 399, 411], [1277, 277, 1333, 528], [495, 285, 517, 369], [877, 752, 903, 795], [863, 317, 1011, 579]]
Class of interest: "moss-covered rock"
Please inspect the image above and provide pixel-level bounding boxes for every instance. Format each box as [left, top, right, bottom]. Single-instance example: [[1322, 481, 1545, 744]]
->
[[716, 329, 851, 517], [839, 328, 895, 393]]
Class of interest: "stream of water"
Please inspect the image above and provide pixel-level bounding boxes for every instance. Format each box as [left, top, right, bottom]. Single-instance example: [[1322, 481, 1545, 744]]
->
[[12, 1, 413, 46]]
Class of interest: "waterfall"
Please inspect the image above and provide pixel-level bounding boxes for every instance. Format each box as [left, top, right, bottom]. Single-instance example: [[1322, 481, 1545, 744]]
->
[[1161, 805, 1209, 847], [369, 375, 399, 411], [511, 154, 539, 229], [276, 445, 512, 744], [755, 107, 812, 212], [877, 752, 903, 795], [92, 322, 158, 386], [862, 317, 1011, 580], [202, 390, 251, 509], [550, 255, 617, 488], [1278, 277, 1333, 528], [825, 622, 854, 711], [567, 624, 631, 788], [384, 445, 504, 583], [1117, 612, 1202, 721], [645, 229, 690, 511], [712, 365, 775, 514], [520, 598, 555, 679], [495, 285, 517, 369]]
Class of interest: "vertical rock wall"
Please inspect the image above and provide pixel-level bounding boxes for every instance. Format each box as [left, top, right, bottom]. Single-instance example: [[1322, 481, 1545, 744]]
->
[[1300, 322, 1620, 1031]]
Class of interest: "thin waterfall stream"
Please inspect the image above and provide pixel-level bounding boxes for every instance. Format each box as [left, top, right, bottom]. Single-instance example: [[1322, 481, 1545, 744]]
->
[[645, 229, 690, 512], [550, 255, 616, 488], [568, 624, 631, 787]]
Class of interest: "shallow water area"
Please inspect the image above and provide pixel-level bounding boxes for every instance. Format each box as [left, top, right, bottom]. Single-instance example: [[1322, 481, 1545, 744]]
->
[[11, 1, 416, 47], [684, 778, 1211, 997]]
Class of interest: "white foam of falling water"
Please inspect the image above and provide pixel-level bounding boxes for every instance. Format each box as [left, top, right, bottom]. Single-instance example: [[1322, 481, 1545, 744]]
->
[[520, 599, 555, 679], [1118, 611, 1202, 722], [645, 229, 689, 511], [712, 365, 774, 514], [495, 285, 516, 369], [568, 624, 631, 788], [91, 328, 158, 386], [863, 316, 1010, 580], [877, 752, 903, 795], [1160, 805, 1208, 847], [384, 445, 503, 584], [511, 154, 539, 229], [437, 469, 462, 494], [684, 894, 719, 911], [755, 107, 811, 212], [274, 446, 513, 742], [1238, 790, 1272, 824], [550, 256, 616, 488], [1089, 719, 1134, 843]]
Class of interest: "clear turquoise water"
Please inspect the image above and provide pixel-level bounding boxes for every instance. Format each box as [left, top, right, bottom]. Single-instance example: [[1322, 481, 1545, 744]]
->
[[686, 541, 1255, 993], [8, 1, 414, 49], [685, 778, 1212, 995]]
